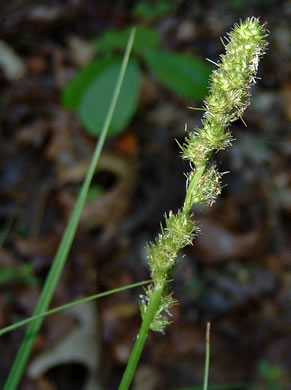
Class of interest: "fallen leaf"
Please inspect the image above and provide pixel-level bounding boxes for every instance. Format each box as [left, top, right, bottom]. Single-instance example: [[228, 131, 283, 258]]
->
[[28, 302, 101, 390], [0, 40, 26, 80]]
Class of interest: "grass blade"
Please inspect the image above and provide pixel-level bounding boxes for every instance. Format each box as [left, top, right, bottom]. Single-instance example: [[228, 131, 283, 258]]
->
[[203, 322, 211, 390], [170, 383, 252, 390], [0, 280, 149, 336], [4, 27, 136, 390]]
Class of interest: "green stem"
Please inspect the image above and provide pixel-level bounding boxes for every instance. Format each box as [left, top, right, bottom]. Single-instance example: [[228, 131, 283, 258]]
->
[[118, 285, 164, 390], [119, 156, 208, 390]]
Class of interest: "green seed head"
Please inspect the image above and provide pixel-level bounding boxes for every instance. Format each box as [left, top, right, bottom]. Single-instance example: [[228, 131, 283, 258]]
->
[[141, 17, 268, 332]]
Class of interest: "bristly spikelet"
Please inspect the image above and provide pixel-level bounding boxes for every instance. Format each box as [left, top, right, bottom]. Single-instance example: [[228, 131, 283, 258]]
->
[[206, 18, 267, 119], [183, 17, 268, 166], [141, 18, 268, 332], [147, 210, 197, 287], [187, 165, 222, 206], [140, 286, 177, 333], [165, 210, 197, 248]]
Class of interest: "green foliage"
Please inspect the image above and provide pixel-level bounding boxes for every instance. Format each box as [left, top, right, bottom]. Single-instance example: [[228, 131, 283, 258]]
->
[[14, 220, 28, 236], [78, 58, 140, 137], [228, 0, 246, 9], [229, 0, 272, 9], [63, 56, 116, 109], [258, 360, 284, 390], [0, 264, 39, 287], [63, 25, 211, 137], [94, 26, 161, 56], [143, 49, 212, 99], [0, 219, 38, 287], [133, 0, 176, 21]]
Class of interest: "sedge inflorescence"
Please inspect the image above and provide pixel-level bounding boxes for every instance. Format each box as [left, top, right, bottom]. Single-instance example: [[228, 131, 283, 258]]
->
[[140, 17, 268, 333]]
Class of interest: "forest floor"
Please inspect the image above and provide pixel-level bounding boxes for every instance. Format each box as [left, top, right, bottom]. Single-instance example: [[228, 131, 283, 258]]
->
[[0, 1, 290, 389]]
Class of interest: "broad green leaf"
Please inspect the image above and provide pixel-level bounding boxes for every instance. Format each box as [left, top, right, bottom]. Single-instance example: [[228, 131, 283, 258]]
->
[[143, 49, 212, 100], [78, 58, 140, 137], [62, 56, 116, 109], [94, 26, 160, 56]]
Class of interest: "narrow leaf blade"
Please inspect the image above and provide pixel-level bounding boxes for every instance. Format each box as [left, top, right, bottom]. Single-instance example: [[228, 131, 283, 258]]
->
[[3, 28, 137, 390]]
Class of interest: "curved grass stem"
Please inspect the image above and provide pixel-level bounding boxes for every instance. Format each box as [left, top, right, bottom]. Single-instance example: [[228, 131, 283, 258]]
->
[[0, 280, 149, 337]]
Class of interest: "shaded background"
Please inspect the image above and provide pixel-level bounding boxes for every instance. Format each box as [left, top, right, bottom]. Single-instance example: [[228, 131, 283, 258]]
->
[[0, 0, 290, 389]]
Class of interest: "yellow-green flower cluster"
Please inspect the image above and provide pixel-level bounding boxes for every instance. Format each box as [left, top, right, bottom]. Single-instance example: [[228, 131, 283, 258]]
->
[[183, 17, 268, 169], [141, 18, 268, 333], [147, 209, 197, 287]]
